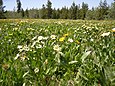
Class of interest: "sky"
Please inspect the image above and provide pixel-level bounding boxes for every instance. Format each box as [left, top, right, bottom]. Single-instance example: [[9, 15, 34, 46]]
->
[[3, 0, 114, 11]]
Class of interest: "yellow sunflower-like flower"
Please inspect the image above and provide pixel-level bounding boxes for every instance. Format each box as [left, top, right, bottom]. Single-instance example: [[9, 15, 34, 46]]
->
[[63, 33, 69, 37], [59, 37, 65, 42]]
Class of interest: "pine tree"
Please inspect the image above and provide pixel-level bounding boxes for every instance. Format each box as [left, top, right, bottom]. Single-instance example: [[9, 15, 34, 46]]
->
[[108, 0, 115, 19], [60, 6, 68, 19], [56, 8, 60, 19], [52, 8, 57, 19], [0, 0, 3, 12], [21, 8, 24, 18], [70, 2, 77, 19], [98, 0, 109, 19], [40, 4, 46, 19], [81, 2, 88, 20], [25, 8, 29, 18], [46, 0, 52, 19], [17, 0, 21, 13], [0, 0, 5, 18]]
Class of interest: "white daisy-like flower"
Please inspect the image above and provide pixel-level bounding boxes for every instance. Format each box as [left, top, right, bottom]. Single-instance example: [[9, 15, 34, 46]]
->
[[101, 32, 110, 37], [34, 68, 39, 73], [53, 45, 61, 52], [90, 38, 94, 42], [112, 28, 115, 32], [17, 45, 22, 49], [50, 35, 56, 40], [37, 36, 43, 41], [68, 38, 73, 43], [36, 44, 42, 49]]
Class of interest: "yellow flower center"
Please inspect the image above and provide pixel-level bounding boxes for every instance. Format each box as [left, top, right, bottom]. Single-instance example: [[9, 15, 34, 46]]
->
[[59, 37, 65, 42]]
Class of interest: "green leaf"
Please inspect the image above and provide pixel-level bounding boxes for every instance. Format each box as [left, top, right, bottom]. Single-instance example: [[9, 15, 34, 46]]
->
[[51, 67, 57, 73], [81, 51, 91, 63]]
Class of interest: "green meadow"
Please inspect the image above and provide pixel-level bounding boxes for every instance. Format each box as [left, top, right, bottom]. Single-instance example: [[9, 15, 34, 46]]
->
[[0, 19, 115, 86]]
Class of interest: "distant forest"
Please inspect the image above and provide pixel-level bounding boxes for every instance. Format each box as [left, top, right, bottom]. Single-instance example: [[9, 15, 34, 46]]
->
[[0, 0, 115, 20]]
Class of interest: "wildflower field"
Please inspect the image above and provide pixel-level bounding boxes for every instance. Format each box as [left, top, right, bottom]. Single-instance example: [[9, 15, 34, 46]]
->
[[0, 19, 115, 86]]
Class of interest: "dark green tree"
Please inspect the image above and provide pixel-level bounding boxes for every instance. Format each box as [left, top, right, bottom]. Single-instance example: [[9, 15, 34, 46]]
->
[[70, 2, 77, 19], [86, 7, 95, 20], [77, 4, 81, 19], [98, 0, 109, 20], [108, 0, 115, 19], [0, 0, 6, 18], [25, 8, 29, 18], [39, 4, 46, 19], [56, 8, 60, 19], [17, 0, 21, 13], [81, 2, 88, 20], [60, 6, 68, 19], [46, 0, 52, 18], [21, 8, 24, 18], [0, 0, 3, 6], [52, 8, 57, 19]]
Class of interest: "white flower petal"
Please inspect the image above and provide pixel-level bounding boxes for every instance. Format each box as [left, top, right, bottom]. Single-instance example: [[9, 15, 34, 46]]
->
[[101, 32, 110, 37], [23, 71, 29, 78], [14, 53, 20, 60], [68, 38, 73, 43]]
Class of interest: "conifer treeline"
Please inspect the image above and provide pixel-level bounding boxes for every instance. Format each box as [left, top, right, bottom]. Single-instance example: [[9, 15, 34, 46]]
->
[[0, 0, 115, 20]]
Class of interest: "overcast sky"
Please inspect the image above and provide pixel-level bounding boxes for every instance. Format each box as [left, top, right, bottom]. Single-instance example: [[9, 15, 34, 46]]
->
[[3, 0, 113, 10]]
